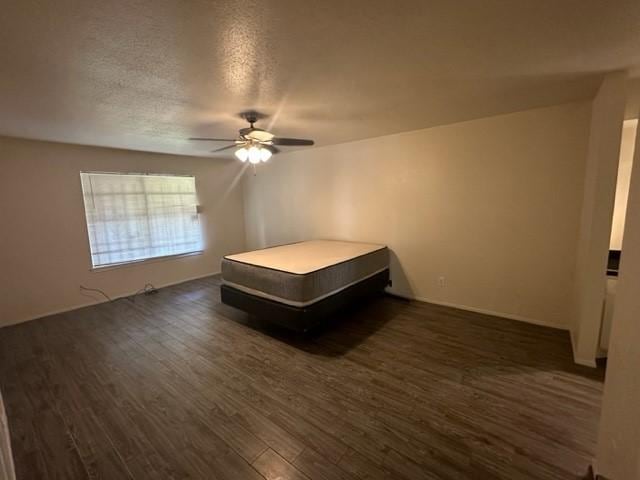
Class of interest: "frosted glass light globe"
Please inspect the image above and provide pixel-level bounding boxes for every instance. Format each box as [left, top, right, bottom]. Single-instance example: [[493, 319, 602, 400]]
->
[[234, 147, 248, 162], [248, 146, 261, 164], [260, 148, 272, 162]]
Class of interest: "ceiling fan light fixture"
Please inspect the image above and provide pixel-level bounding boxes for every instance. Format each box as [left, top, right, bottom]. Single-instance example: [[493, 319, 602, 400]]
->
[[234, 147, 249, 162], [190, 112, 315, 163], [245, 130, 274, 142], [248, 145, 262, 164], [260, 148, 272, 162]]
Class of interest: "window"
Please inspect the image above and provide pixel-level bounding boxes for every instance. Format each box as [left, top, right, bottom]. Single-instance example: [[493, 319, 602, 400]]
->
[[80, 172, 203, 268]]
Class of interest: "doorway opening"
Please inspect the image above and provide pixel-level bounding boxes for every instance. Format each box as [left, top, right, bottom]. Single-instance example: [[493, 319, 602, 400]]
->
[[600, 119, 637, 355]]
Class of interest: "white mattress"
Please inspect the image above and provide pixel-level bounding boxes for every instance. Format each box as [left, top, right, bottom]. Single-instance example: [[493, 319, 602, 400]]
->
[[222, 240, 389, 307], [224, 240, 385, 274]]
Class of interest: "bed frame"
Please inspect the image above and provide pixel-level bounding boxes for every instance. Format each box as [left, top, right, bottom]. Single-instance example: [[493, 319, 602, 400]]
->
[[221, 268, 390, 332]]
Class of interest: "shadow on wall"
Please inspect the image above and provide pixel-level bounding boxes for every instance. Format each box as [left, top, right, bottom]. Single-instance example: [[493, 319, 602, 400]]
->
[[386, 249, 415, 300]]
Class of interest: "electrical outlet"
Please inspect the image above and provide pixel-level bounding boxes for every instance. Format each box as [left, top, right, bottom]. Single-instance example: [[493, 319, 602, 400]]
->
[[438, 276, 446, 288]]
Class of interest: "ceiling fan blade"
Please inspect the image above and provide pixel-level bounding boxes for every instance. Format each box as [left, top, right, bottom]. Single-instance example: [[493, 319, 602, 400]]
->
[[189, 137, 237, 142], [271, 137, 315, 146], [211, 144, 237, 153], [263, 145, 281, 154]]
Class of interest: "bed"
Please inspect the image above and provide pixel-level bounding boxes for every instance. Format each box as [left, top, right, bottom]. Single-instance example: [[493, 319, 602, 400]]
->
[[220, 240, 390, 332]]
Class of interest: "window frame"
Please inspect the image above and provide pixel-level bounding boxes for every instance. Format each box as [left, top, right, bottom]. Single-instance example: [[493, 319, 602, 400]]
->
[[79, 171, 205, 271]]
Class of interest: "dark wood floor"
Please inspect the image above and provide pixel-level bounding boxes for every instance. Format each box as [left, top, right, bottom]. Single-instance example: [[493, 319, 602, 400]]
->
[[0, 275, 604, 480]]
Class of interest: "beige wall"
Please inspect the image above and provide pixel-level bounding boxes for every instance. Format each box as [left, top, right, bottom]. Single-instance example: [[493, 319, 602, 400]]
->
[[0, 136, 246, 327], [244, 102, 592, 329], [596, 119, 640, 480], [610, 119, 637, 250]]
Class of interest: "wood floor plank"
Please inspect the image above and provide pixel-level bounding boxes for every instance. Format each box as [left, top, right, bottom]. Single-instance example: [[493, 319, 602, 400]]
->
[[0, 274, 604, 480], [294, 447, 358, 480], [0, 351, 50, 480], [95, 406, 192, 479], [337, 447, 395, 480], [253, 448, 310, 480]]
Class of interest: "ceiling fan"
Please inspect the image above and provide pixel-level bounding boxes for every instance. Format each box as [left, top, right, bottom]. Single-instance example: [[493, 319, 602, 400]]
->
[[189, 112, 315, 164]]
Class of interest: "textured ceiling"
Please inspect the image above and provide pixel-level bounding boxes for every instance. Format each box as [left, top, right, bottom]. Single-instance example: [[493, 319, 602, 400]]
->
[[1, 0, 640, 158]]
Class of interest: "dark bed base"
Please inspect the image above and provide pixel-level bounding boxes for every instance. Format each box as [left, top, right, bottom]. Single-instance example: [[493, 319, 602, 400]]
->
[[220, 268, 390, 332]]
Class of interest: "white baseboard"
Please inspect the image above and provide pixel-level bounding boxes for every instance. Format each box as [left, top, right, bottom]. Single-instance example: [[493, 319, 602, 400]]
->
[[6, 275, 572, 339], [1, 271, 220, 328], [139, 271, 221, 292], [570, 329, 598, 368], [386, 288, 569, 331]]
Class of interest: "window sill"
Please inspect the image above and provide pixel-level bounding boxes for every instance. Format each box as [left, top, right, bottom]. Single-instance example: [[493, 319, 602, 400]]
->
[[90, 250, 204, 272]]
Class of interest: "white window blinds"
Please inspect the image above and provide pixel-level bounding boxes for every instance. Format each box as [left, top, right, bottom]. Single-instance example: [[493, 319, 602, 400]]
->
[[80, 172, 203, 268]]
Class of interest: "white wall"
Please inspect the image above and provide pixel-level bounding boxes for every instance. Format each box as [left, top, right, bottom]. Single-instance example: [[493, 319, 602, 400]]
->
[[0, 136, 247, 326], [609, 119, 637, 250], [243, 102, 592, 329], [596, 119, 640, 480], [571, 72, 627, 366]]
